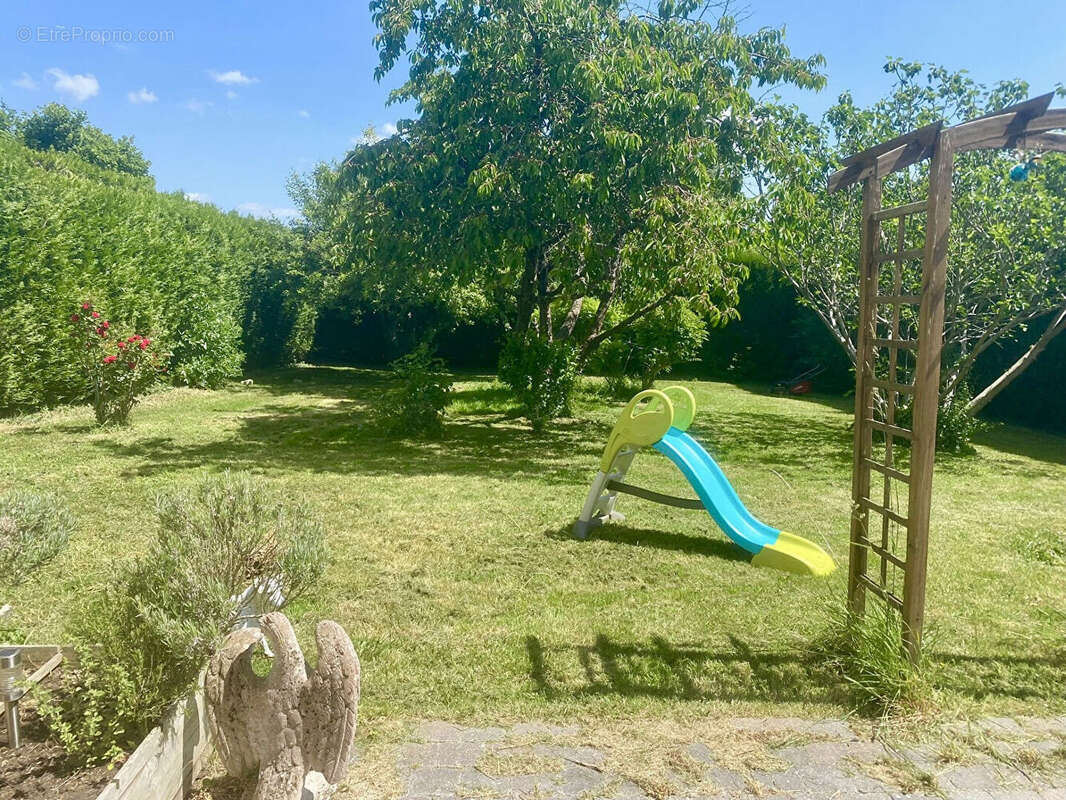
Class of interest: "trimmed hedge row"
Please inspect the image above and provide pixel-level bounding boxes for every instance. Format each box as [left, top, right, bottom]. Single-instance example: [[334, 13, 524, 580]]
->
[[0, 134, 316, 414]]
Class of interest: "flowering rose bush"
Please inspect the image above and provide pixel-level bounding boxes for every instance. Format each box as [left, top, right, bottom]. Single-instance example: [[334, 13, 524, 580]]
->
[[71, 301, 163, 425]]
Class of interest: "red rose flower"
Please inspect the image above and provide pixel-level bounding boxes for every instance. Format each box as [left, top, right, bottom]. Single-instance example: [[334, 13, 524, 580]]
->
[[128, 335, 138, 343], [102, 320, 110, 329], [103, 355, 117, 364], [117, 341, 126, 349], [139, 340, 149, 350], [81, 302, 91, 310], [96, 327, 107, 337], [71, 314, 80, 322], [91, 311, 100, 319], [128, 362, 136, 370]]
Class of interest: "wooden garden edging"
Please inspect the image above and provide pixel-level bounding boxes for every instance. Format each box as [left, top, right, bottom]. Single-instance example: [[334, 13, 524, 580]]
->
[[94, 677, 213, 800]]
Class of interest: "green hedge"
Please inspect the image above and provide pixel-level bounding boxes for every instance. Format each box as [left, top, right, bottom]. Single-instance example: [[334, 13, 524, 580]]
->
[[0, 134, 315, 414]]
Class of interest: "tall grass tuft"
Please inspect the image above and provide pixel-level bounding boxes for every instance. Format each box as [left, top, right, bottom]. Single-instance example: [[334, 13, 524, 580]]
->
[[815, 597, 935, 718]]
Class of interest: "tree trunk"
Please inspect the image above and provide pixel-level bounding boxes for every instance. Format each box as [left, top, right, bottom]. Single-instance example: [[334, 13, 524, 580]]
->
[[965, 306, 1066, 416], [514, 244, 541, 337], [537, 252, 552, 341], [557, 296, 584, 339], [588, 251, 623, 343], [580, 290, 675, 358]]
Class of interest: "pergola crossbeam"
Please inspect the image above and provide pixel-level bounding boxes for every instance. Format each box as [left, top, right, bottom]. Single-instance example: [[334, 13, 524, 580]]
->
[[828, 122, 942, 193], [828, 95, 1066, 194]]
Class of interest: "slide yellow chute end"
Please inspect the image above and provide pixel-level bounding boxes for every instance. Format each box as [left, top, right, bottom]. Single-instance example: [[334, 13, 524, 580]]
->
[[751, 531, 836, 577]]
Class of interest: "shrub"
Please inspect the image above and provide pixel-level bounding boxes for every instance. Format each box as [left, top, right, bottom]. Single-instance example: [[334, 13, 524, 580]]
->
[[815, 599, 933, 717], [36, 471, 329, 766], [934, 387, 985, 454], [895, 384, 984, 455], [70, 301, 163, 425], [498, 334, 578, 432], [378, 343, 454, 437], [0, 490, 74, 586], [0, 133, 315, 415], [588, 303, 709, 391]]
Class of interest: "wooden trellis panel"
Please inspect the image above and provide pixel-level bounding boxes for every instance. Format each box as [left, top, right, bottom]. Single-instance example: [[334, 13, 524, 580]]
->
[[847, 131, 953, 661]]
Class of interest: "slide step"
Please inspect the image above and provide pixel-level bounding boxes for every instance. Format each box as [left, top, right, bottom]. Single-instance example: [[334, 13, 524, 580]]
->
[[605, 480, 704, 510]]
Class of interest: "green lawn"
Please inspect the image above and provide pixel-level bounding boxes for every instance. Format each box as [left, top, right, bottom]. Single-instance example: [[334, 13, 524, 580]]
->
[[2, 366, 1064, 728]]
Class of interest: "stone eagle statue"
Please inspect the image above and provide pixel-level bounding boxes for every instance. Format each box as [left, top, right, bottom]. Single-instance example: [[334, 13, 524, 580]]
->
[[205, 612, 360, 800]]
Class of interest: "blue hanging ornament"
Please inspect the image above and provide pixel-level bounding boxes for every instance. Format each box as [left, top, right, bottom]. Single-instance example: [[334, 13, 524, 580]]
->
[[1009, 162, 1030, 182]]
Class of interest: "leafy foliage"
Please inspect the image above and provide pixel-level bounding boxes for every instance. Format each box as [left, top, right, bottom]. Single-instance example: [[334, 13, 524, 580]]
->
[[36, 472, 329, 765], [326, 0, 823, 382], [764, 62, 1066, 445], [14, 102, 151, 177], [0, 490, 73, 587], [378, 343, 454, 437], [70, 301, 163, 424], [0, 134, 316, 414], [498, 334, 578, 431], [589, 301, 709, 390]]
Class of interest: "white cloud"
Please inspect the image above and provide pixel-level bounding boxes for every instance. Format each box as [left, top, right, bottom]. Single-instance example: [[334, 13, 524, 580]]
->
[[127, 87, 158, 104], [237, 202, 300, 221], [184, 98, 212, 114], [13, 72, 38, 90], [298, 109, 310, 119], [380, 121, 398, 137], [209, 69, 258, 86], [46, 68, 99, 101], [225, 89, 238, 100], [184, 192, 211, 203]]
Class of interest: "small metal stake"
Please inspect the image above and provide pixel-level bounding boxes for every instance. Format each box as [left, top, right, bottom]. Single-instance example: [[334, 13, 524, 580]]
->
[[3, 696, 19, 748], [1, 648, 23, 749]]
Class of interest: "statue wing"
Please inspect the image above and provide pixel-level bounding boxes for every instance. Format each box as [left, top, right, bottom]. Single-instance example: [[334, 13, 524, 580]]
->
[[205, 627, 266, 779], [298, 620, 360, 785]]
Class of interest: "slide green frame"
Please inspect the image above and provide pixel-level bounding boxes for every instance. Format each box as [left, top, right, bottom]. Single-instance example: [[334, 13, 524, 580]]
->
[[573, 387, 835, 576]]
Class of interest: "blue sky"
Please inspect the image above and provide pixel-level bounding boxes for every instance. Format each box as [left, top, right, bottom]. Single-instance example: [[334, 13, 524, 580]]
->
[[2, 0, 1064, 219]]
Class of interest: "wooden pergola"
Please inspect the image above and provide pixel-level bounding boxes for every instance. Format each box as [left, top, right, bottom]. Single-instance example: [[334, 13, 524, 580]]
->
[[828, 93, 1066, 661]]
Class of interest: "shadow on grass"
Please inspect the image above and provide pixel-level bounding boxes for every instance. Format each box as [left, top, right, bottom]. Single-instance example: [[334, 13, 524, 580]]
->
[[86, 394, 611, 484], [693, 409, 853, 468], [526, 634, 1066, 707], [544, 523, 749, 564], [972, 424, 1066, 468], [526, 632, 843, 705], [929, 648, 1066, 701]]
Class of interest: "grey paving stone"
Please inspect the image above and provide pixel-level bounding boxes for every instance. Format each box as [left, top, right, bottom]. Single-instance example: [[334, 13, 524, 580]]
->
[[941, 764, 1009, 794], [385, 716, 1066, 800], [403, 740, 487, 768], [807, 719, 857, 741], [981, 718, 1029, 736]]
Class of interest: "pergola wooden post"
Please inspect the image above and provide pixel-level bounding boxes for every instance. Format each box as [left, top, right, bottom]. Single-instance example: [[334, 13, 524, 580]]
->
[[828, 94, 1066, 662]]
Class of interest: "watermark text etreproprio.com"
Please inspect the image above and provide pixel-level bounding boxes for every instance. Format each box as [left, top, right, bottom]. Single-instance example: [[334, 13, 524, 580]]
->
[[16, 25, 174, 44]]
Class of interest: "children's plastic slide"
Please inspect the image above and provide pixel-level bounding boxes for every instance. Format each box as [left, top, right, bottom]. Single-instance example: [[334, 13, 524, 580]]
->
[[573, 386, 835, 576]]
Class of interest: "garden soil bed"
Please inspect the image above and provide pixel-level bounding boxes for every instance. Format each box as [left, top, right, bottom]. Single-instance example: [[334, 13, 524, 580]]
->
[[0, 668, 116, 800]]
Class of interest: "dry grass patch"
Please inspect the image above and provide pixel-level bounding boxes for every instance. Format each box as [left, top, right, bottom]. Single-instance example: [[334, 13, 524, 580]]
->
[[850, 756, 941, 796], [475, 751, 566, 778], [575, 717, 836, 799]]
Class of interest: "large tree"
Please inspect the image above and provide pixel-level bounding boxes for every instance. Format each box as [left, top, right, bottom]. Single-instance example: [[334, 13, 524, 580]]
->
[[5, 101, 152, 177], [336, 0, 824, 357], [764, 62, 1066, 419]]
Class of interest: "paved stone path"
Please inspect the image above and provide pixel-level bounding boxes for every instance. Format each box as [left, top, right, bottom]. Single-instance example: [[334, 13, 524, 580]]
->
[[364, 716, 1066, 800]]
